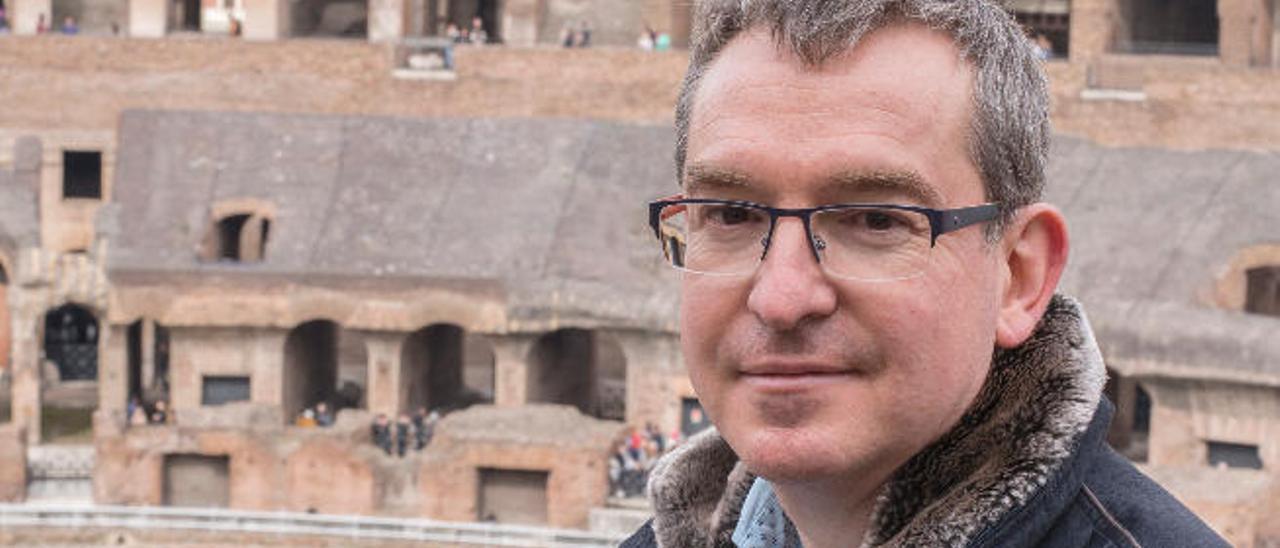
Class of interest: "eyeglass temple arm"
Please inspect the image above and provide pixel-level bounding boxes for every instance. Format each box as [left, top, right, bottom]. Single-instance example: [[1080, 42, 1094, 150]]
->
[[932, 204, 1000, 243]]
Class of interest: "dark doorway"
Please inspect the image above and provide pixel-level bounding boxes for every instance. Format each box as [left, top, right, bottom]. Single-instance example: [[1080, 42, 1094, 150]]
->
[[526, 329, 626, 421], [447, 0, 500, 41], [400, 324, 494, 414], [43, 304, 98, 381], [173, 0, 202, 31], [478, 468, 549, 525], [126, 320, 172, 407], [164, 454, 230, 507], [283, 321, 366, 424]]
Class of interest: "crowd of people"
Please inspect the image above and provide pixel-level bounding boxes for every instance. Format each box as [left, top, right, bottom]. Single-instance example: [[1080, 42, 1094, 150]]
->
[[446, 16, 489, 45], [293, 402, 335, 428], [559, 20, 592, 48], [370, 408, 440, 457], [126, 397, 170, 426], [608, 422, 680, 498]]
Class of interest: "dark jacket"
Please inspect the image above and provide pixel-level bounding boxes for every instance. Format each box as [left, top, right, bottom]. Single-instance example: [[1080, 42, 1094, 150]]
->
[[621, 296, 1226, 547]]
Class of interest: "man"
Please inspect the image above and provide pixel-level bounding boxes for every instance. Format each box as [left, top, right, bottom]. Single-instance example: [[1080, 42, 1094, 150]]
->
[[625, 0, 1226, 546]]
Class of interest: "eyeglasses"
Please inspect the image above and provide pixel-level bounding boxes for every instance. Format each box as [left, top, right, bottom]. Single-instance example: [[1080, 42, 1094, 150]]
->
[[648, 199, 999, 282]]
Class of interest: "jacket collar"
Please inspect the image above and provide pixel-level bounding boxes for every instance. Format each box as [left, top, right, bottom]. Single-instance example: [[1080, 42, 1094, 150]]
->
[[647, 295, 1107, 547]]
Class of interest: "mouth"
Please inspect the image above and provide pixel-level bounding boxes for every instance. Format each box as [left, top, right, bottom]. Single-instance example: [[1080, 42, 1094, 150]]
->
[[738, 360, 858, 392]]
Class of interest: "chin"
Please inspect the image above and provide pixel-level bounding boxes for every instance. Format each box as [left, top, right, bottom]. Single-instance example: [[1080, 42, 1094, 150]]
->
[[729, 425, 858, 483]]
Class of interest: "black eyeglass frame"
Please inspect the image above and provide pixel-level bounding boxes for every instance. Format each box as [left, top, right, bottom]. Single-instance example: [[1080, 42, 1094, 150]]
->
[[648, 198, 1000, 266]]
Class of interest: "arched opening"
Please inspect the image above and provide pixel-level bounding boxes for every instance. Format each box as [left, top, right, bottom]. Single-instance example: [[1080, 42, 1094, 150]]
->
[[446, 0, 500, 41], [526, 329, 626, 421], [291, 0, 368, 38], [44, 304, 99, 381], [202, 212, 271, 263], [1104, 368, 1150, 463], [400, 324, 495, 414], [283, 320, 367, 425], [125, 319, 172, 411], [41, 303, 100, 443]]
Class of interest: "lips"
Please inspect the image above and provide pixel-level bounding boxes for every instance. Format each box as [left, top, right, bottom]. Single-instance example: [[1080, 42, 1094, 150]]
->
[[738, 358, 853, 377]]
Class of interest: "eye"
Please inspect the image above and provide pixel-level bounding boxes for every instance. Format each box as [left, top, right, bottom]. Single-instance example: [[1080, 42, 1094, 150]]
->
[[702, 204, 762, 226], [864, 211, 897, 231]]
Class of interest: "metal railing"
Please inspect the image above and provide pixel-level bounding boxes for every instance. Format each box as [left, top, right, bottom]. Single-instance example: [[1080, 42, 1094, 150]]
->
[[0, 503, 629, 547]]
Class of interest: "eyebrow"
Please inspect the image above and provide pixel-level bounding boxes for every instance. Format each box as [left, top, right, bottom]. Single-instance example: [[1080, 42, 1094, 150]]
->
[[683, 164, 945, 207]]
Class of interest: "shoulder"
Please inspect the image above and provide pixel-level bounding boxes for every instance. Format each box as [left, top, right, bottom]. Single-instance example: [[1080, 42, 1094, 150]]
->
[[620, 519, 658, 548], [1071, 447, 1228, 548]]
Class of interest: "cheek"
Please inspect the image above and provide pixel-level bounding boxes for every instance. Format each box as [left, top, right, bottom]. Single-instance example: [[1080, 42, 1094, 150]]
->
[[679, 277, 742, 379]]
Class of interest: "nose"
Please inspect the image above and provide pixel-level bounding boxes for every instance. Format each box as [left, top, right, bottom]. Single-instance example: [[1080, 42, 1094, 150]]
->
[[747, 218, 838, 331]]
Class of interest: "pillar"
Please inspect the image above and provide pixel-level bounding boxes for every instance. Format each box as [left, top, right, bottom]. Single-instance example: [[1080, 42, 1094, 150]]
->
[[492, 335, 531, 408], [11, 307, 41, 445], [128, 0, 169, 37], [367, 0, 407, 42], [99, 323, 128, 416], [364, 333, 403, 418], [140, 319, 156, 390], [1218, 1, 1256, 66], [242, 0, 288, 41], [10, 0, 52, 35], [501, 0, 539, 46]]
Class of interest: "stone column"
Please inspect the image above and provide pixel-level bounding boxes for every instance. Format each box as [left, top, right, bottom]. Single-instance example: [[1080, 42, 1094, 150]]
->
[[99, 323, 127, 416], [501, 0, 540, 46], [367, 0, 407, 43], [128, 0, 169, 38], [364, 332, 403, 417], [242, 0, 288, 41], [1145, 380, 1201, 467], [492, 335, 531, 408], [10, 0, 52, 35], [1067, 0, 1118, 62], [1218, 4, 1256, 67], [11, 301, 42, 446], [140, 319, 156, 390]]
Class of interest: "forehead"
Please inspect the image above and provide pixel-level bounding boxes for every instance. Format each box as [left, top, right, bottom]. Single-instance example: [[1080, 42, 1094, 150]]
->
[[685, 23, 981, 206]]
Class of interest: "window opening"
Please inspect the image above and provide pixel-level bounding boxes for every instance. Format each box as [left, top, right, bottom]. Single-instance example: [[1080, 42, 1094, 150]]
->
[[1116, 0, 1219, 55], [1207, 441, 1263, 470], [63, 151, 102, 200], [202, 376, 251, 406], [1245, 266, 1280, 317]]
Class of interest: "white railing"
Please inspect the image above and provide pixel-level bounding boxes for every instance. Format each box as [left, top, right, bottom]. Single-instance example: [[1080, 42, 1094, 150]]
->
[[0, 503, 630, 547]]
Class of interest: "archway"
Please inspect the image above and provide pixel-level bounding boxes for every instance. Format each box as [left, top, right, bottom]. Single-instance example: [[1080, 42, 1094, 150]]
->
[[283, 320, 368, 425], [44, 304, 99, 381], [526, 329, 626, 421], [41, 303, 100, 442], [400, 324, 494, 414], [125, 319, 172, 408], [1104, 368, 1151, 462]]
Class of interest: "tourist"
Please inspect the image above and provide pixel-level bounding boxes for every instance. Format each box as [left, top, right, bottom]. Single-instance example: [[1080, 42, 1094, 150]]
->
[[60, 15, 77, 35], [621, 0, 1226, 545], [371, 413, 392, 455], [395, 414, 411, 457], [468, 16, 486, 45], [314, 402, 334, 427], [149, 400, 168, 424]]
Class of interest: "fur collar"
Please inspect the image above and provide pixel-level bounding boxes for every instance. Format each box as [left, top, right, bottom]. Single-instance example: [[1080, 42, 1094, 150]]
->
[[647, 295, 1106, 547]]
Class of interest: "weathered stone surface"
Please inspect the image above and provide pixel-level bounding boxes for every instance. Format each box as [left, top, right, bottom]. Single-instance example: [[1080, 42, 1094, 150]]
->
[[0, 423, 27, 502], [420, 405, 624, 528]]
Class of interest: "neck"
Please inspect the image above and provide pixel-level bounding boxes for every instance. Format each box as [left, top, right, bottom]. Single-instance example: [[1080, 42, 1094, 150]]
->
[[771, 473, 885, 548]]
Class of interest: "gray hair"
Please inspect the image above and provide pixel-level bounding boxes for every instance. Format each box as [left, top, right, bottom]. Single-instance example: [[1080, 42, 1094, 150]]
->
[[674, 0, 1051, 234]]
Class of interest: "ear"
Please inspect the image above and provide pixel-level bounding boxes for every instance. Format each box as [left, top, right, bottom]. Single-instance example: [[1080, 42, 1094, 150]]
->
[[995, 203, 1069, 348]]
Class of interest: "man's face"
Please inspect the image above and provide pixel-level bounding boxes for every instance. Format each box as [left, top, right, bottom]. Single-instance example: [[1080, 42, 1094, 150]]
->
[[680, 23, 1006, 485]]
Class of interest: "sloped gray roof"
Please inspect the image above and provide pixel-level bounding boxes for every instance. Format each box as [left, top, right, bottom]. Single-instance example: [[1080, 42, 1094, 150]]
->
[[109, 110, 680, 330], [107, 111, 1279, 373], [1049, 136, 1279, 307]]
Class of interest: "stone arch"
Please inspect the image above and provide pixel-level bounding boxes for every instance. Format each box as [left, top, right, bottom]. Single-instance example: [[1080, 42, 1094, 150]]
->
[[400, 324, 495, 414], [1211, 244, 1280, 312], [124, 318, 172, 407], [525, 329, 626, 421], [43, 302, 100, 381], [1105, 367, 1151, 463], [200, 199, 276, 263], [283, 320, 368, 424]]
